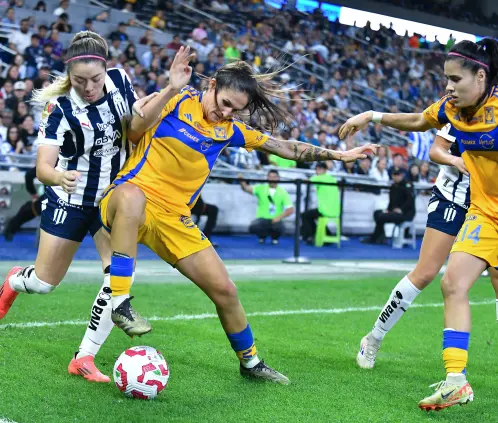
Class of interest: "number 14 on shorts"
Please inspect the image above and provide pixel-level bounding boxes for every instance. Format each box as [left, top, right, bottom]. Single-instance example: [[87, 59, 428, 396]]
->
[[459, 223, 482, 244]]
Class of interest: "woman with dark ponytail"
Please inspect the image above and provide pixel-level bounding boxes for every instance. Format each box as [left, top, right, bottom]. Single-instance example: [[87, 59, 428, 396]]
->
[[340, 37, 498, 411], [95, 46, 377, 385], [0, 31, 155, 383]]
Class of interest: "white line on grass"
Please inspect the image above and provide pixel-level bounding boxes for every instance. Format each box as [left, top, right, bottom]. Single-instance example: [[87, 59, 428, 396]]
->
[[0, 419, 19, 423], [0, 300, 492, 330]]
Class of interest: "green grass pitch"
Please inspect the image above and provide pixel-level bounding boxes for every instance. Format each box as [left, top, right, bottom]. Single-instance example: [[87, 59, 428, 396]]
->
[[0, 264, 497, 422]]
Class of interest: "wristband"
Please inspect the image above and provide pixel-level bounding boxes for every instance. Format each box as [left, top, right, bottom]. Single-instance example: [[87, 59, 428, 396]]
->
[[372, 111, 383, 124]]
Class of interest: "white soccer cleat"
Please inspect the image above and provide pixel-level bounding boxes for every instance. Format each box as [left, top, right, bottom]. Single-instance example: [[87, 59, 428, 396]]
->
[[356, 332, 382, 369]]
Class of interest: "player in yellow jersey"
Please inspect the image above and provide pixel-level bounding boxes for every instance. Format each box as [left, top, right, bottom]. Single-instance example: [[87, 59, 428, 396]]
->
[[98, 46, 378, 384], [339, 37, 498, 410]]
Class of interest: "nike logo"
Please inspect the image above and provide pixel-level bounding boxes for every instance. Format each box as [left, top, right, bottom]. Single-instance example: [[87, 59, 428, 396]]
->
[[441, 389, 456, 400]]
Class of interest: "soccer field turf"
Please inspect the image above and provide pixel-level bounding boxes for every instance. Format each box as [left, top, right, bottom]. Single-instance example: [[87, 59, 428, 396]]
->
[[0, 261, 497, 423]]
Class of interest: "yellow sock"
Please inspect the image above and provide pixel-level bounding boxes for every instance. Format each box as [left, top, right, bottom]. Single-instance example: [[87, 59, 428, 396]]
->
[[110, 253, 134, 296]]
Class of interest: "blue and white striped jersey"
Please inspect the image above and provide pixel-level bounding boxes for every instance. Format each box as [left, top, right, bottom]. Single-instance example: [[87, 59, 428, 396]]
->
[[37, 68, 137, 207], [433, 123, 470, 209], [409, 130, 434, 161]]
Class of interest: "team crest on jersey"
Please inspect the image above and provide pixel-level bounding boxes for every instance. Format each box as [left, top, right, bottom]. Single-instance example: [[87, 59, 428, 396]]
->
[[485, 107, 495, 124], [479, 133, 494, 149], [180, 216, 195, 229], [41, 102, 56, 120], [214, 126, 227, 139]]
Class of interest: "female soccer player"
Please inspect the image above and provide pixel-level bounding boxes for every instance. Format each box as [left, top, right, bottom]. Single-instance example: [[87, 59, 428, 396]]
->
[[96, 46, 377, 384], [0, 31, 153, 382], [339, 37, 498, 410], [356, 124, 498, 370]]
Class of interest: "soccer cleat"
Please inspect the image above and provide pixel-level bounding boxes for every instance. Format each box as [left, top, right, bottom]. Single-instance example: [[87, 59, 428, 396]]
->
[[240, 360, 290, 385], [111, 296, 152, 338], [0, 266, 22, 319], [68, 354, 111, 383], [356, 332, 382, 369], [418, 374, 474, 411]]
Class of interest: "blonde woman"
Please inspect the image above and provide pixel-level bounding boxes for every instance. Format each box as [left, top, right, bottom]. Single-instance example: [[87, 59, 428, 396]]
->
[[0, 31, 153, 382]]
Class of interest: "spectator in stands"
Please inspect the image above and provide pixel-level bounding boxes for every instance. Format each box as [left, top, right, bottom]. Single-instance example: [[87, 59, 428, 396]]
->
[[0, 81, 13, 101], [46, 29, 63, 59], [224, 39, 241, 63], [53, 0, 69, 17], [34, 1, 47, 11], [1, 125, 24, 163], [2, 7, 16, 26], [167, 35, 183, 52], [109, 22, 129, 42], [334, 86, 349, 109], [192, 22, 209, 42], [37, 25, 49, 45], [408, 163, 420, 182], [5, 81, 26, 112], [150, 10, 166, 30], [232, 146, 261, 169], [301, 162, 337, 244], [122, 3, 134, 13], [370, 157, 389, 183], [94, 10, 109, 23], [239, 170, 294, 245], [191, 194, 219, 246], [14, 101, 29, 125], [141, 43, 159, 69], [52, 13, 72, 33], [24, 34, 42, 78], [369, 123, 384, 144], [388, 153, 408, 180], [123, 44, 139, 67], [19, 115, 37, 153], [8, 18, 32, 55], [81, 18, 93, 32], [419, 161, 430, 183], [372, 145, 392, 168], [3, 65, 20, 84], [108, 37, 123, 59], [39, 43, 55, 70], [139, 29, 154, 46], [361, 169, 415, 245], [0, 110, 13, 141], [203, 52, 217, 75], [355, 156, 372, 176]]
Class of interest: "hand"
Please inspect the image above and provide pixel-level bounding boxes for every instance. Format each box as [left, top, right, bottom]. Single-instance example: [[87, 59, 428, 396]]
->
[[272, 216, 281, 224], [58, 170, 81, 194], [339, 143, 379, 163], [450, 156, 469, 176], [393, 208, 402, 214], [132, 92, 159, 118], [168, 46, 196, 91], [338, 111, 373, 139], [237, 173, 245, 182]]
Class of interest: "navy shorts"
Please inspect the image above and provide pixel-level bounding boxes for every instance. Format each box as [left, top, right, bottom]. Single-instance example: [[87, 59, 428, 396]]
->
[[426, 188, 467, 236], [40, 187, 102, 242]]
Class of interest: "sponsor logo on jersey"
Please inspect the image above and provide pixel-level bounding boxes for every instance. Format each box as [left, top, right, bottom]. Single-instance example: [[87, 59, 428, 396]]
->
[[81, 121, 92, 130], [200, 138, 213, 151], [178, 127, 200, 142], [97, 115, 116, 131], [56, 198, 83, 209], [479, 133, 494, 149], [72, 107, 89, 116], [95, 129, 121, 145], [94, 146, 120, 157], [465, 214, 477, 221]]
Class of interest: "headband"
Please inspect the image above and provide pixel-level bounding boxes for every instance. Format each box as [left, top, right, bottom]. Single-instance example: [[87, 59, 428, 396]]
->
[[65, 54, 106, 64], [447, 52, 489, 69]]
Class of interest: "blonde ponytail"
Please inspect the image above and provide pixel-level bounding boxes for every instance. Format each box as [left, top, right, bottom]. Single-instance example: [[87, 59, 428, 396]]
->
[[30, 31, 108, 105]]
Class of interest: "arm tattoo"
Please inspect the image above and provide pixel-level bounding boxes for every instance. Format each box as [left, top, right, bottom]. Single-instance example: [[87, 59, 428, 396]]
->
[[260, 138, 339, 162]]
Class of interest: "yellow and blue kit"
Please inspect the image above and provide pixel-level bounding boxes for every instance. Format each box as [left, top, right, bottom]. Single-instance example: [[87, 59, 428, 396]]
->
[[424, 89, 498, 268], [100, 85, 269, 264]]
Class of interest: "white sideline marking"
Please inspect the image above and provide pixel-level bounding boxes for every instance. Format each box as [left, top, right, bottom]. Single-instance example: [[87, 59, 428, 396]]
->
[[0, 300, 492, 330], [0, 419, 19, 423]]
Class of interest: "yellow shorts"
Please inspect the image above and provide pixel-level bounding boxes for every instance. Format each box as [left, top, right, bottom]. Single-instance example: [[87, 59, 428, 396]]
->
[[100, 185, 211, 265], [451, 211, 498, 267]]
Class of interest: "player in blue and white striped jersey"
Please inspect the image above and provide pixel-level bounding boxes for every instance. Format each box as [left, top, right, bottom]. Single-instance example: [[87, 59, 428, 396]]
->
[[409, 129, 434, 162], [0, 31, 154, 382], [357, 123, 498, 369]]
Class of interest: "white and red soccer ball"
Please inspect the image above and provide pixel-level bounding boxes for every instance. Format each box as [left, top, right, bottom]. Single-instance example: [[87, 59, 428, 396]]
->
[[113, 346, 170, 400]]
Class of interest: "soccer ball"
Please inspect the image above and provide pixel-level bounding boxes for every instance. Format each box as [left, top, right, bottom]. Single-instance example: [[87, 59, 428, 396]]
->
[[113, 346, 170, 400]]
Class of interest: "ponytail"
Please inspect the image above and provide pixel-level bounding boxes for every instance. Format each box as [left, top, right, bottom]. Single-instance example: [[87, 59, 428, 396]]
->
[[476, 38, 498, 86]]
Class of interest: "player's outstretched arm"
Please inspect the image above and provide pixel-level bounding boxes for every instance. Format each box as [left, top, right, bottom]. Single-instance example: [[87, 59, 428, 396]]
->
[[128, 46, 196, 143], [430, 135, 469, 175], [258, 137, 379, 163], [338, 111, 433, 139]]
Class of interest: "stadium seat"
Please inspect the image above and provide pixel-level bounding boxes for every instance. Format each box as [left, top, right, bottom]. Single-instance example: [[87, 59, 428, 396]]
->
[[314, 216, 341, 248], [314, 176, 341, 248], [391, 220, 416, 249]]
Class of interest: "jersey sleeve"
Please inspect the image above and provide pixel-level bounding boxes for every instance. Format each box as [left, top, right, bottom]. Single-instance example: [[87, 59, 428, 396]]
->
[[230, 120, 269, 151], [423, 96, 451, 129], [37, 101, 66, 146], [436, 123, 456, 143], [252, 184, 262, 198], [282, 189, 293, 208], [123, 70, 138, 115]]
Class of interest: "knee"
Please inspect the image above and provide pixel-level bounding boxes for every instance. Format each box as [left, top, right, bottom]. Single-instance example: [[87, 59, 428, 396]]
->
[[211, 279, 239, 308], [440, 272, 468, 299], [410, 267, 439, 288], [114, 185, 146, 218]]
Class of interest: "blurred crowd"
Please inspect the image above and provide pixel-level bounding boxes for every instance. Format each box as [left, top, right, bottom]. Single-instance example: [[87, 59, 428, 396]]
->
[[0, 0, 447, 183]]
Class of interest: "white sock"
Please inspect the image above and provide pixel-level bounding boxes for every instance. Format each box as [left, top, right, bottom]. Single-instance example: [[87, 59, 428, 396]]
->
[[447, 372, 467, 383], [111, 272, 135, 310], [241, 355, 261, 369], [371, 275, 421, 340], [76, 274, 114, 359], [9, 266, 56, 294]]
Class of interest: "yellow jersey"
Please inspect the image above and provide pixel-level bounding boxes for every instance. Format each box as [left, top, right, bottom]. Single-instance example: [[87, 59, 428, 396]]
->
[[113, 86, 269, 216], [424, 88, 498, 219]]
